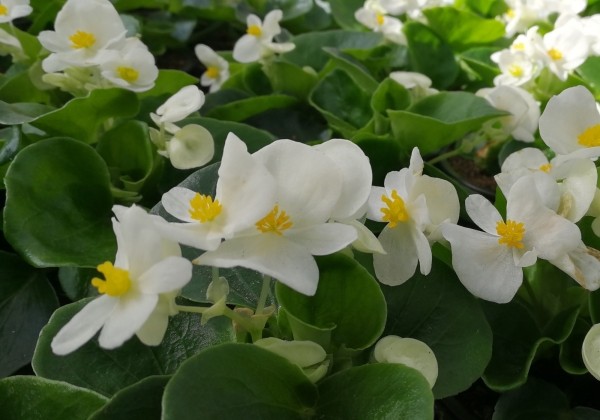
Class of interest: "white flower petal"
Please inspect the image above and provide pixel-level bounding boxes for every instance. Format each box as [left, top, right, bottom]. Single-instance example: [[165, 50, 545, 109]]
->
[[135, 296, 172, 346], [286, 223, 357, 256], [465, 194, 503, 235], [167, 124, 215, 170], [373, 224, 421, 286], [161, 187, 198, 223], [137, 256, 192, 294], [232, 34, 261, 63]]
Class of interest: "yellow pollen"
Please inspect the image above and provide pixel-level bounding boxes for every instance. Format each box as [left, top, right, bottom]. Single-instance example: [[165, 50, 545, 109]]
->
[[247, 24, 262, 37], [256, 205, 293, 235], [376, 12, 385, 26], [496, 220, 525, 249], [539, 163, 552, 173], [578, 124, 600, 147], [506, 8, 515, 18], [508, 64, 523, 77], [512, 42, 525, 51], [91, 261, 131, 297], [381, 189, 409, 228], [69, 30, 96, 49], [0, 5, 8, 15], [547, 48, 563, 61], [117, 66, 139, 83], [189, 193, 222, 223], [205, 66, 220, 79]]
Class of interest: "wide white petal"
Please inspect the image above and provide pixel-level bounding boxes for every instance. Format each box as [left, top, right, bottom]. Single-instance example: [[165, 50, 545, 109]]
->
[[550, 245, 600, 291], [156, 85, 204, 124], [135, 296, 173, 346], [554, 158, 597, 222], [137, 256, 193, 294], [373, 224, 420, 286], [155, 221, 221, 251], [285, 223, 357, 256], [411, 176, 459, 226], [348, 219, 386, 254], [465, 195, 503, 235], [161, 186, 199, 223], [366, 186, 388, 222], [233, 35, 261, 63], [167, 124, 214, 170]]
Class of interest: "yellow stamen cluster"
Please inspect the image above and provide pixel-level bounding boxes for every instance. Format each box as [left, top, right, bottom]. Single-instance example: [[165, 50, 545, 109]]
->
[[381, 189, 409, 228], [189, 193, 222, 223], [578, 124, 600, 147], [117, 66, 139, 83], [91, 261, 131, 297], [512, 42, 525, 51], [508, 64, 524, 77], [256, 205, 293, 235], [247, 24, 262, 37], [547, 48, 563, 61], [539, 163, 552, 173], [496, 219, 525, 249], [0, 5, 8, 15], [69, 30, 96, 49], [205, 66, 220, 79], [375, 13, 385, 26]]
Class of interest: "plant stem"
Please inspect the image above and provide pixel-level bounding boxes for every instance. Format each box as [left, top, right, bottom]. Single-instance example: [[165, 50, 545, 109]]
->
[[175, 304, 208, 314], [255, 275, 272, 315]]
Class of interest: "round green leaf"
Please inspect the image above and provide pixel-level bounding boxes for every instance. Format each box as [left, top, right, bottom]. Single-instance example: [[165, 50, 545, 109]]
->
[[276, 253, 387, 351], [316, 363, 434, 419], [0, 251, 58, 377], [4, 138, 115, 267], [0, 376, 107, 420], [32, 299, 234, 396], [493, 378, 570, 420], [162, 343, 318, 420], [382, 259, 493, 399]]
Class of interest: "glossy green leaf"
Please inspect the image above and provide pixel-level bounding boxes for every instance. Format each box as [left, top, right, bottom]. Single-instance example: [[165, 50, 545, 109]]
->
[[0, 251, 58, 377], [263, 60, 318, 99], [577, 57, 600, 99], [404, 21, 459, 89], [463, 0, 507, 17], [89, 375, 170, 420], [388, 91, 506, 155], [316, 363, 434, 419], [33, 299, 234, 396], [276, 253, 387, 351], [162, 343, 318, 420], [560, 317, 590, 375], [30, 89, 139, 144], [0, 101, 54, 125], [0, 69, 52, 104], [423, 7, 505, 51], [328, 0, 366, 30], [0, 376, 107, 420], [371, 78, 411, 115], [382, 259, 492, 399], [205, 94, 297, 122], [57, 266, 99, 301], [323, 47, 378, 93], [460, 47, 501, 86], [493, 378, 570, 420], [0, 126, 20, 166], [4, 138, 115, 267], [138, 69, 199, 99]]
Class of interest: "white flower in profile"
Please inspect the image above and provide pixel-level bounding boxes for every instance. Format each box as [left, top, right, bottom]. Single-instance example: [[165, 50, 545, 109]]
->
[[0, 27, 24, 60], [0, 0, 32, 23], [195, 139, 359, 296], [151, 85, 205, 125], [195, 44, 229, 93], [156, 123, 214, 170], [390, 71, 438, 99], [442, 176, 581, 303], [98, 38, 158, 92], [233, 9, 295, 63], [536, 21, 590, 81], [366, 148, 460, 286], [51, 205, 193, 355], [539, 85, 600, 162], [476, 85, 540, 142], [160, 132, 276, 251], [38, 0, 127, 72]]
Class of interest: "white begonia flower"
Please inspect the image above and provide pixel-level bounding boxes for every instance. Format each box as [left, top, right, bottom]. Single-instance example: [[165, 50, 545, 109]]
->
[[476, 85, 540, 143], [98, 38, 158, 92], [354, 6, 406, 45], [159, 123, 215, 170], [0, 27, 24, 60], [501, 1, 541, 37], [195, 140, 360, 296], [492, 50, 538, 87], [151, 85, 205, 125], [51, 205, 193, 355], [160, 132, 277, 251], [38, 0, 128, 73], [232, 9, 295, 63], [539, 85, 600, 161], [442, 176, 581, 304], [195, 44, 229, 93], [583, 323, 600, 381], [550, 244, 600, 291], [373, 335, 438, 389], [366, 148, 460, 286], [389, 71, 438, 99], [536, 22, 590, 81], [0, 0, 31, 23]]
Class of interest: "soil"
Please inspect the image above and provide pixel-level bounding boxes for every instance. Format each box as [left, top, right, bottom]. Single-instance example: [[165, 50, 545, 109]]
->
[[446, 155, 497, 195]]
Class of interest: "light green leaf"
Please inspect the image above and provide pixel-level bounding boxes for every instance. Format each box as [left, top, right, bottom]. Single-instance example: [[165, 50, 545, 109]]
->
[[263, 60, 318, 99], [205, 94, 298, 122], [328, 0, 366, 30], [323, 47, 378, 93]]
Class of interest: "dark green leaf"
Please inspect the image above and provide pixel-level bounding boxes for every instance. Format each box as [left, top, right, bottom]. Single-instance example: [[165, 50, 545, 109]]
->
[[0, 101, 54, 125], [263, 60, 318, 99], [138, 69, 199, 99], [205, 94, 297, 122], [328, 0, 366, 30], [559, 317, 590, 375], [323, 47, 378, 93], [493, 378, 570, 420]]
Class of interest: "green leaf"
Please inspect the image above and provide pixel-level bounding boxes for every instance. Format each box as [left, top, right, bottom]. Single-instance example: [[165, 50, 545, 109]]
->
[[263, 60, 318, 100], [371, 78, 411, 115], [493, 378, 570, 420], [382, 259, 492, 399], [0, 126, 20, 166], [328, 0, 366, 30], [577, 57, 600, 99], [4, 138, 116, 267], [404, 21, 460, 89], [283, 30, 383, 71], [423, 7, 505, 51], [162, 343, 318, 420], [0, 101, 54, 125], [276, 253, 387, 351], [323, 47, 378, 93], [57, 266, 99, 301], [205, 94, 298, 122], [0, 376, 108, 420], [388, 91, 506, 155], [33, 299, 234, 397], [30, 89, 139, 144], [0, 251, 58, 377], [559, 317, 590, 375], [309, 69, 372, 138], [138, 69, 199, 99], [89, 375, 170, 420], [0, 69, 52, 104], [316, 363, 434, 419]]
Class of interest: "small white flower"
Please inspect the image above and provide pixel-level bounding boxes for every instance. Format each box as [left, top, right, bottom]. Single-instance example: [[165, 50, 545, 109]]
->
[[0, 0, 32, 23], [492, 50, 539, 87], [159, 124, 215, 170], [98, 38, 158, 92], [355, 6, 406, 45], [389, 71, 438, 98], [195, 44, 229, 93], [51, 205, 193, 354], [536, 21, 591, 81], [151, 85, 205, 125]]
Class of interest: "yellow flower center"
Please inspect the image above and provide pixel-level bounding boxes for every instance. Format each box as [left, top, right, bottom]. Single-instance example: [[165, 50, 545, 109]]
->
[[506, 8, 516, 18], [539, 163, 552, 173], [247, 24, 262, 37], [496, 219, 525, 249], [91, 261, 131, 297], [578, 124, 600, 147], [117, 66, 139, 83], [69, 30, 96, 49], [547, 48, 563, 61], [0, 5, 8, 15], [189, 193, 222, 223], [381, 189, 409, 228], [375, 12, 385, 26], [508, 64, 523, 77], [512, 42, 525, 51], [256, 205, 293, 235], [205, 66, 220, 79]]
